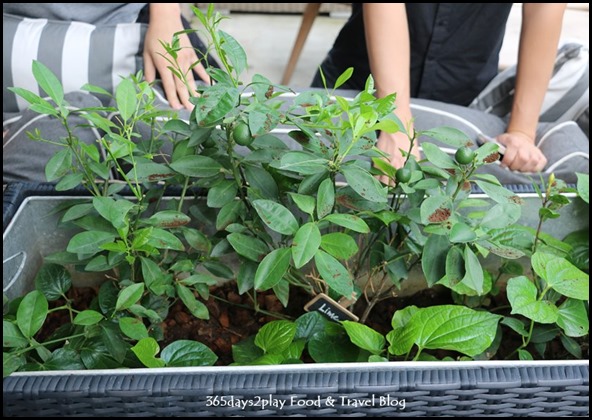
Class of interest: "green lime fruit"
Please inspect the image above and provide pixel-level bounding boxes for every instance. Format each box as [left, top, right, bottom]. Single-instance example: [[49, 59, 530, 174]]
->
[[455, 147, 475, 165], [233, 122, 253, 146], [395, 168, 412, 183]]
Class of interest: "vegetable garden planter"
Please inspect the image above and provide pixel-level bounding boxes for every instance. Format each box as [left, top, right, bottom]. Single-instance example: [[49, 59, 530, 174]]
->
[[3, 183, 589, 417]]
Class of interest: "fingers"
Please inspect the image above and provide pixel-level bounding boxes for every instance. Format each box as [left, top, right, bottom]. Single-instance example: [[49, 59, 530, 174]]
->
[[497, 133, 547, 172]]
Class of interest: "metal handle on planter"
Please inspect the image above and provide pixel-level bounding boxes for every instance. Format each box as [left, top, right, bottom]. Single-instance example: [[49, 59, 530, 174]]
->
[[3, 251, 27, 293]]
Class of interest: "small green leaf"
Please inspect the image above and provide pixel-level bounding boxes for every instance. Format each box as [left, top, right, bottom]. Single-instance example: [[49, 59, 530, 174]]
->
[[507, 276, 558, 324], [45, 148, 72, 181], [444, 246, 465, 286], [169, 155, 223, 178], [461, 247, 484, 295], [146, 211, 191, 228], [176, 284, 209, 320], [73, 310, 104, 326], [161, 340, 218, 367], [316, 178, 335, 219], [119, 317, 149, 340], [16, 291, 48, 338], [323, 214, 370, 233], [254, 320, 296, 354], [576, 173, 589, 203], [314, 250, 354, 298], [342, 321, 385, 355], [115, 77, 137, 121], [244, 164, 279, 200], [449, 222, 477, 243], [131, 337, 165, 368], [219, 30, 247, 76], [147, 228, 185, 251], [535, 253, 589, 300], [67, 230, 116, 255], [518, 349, 534, 360], [288, 193, 315, 215], [32, 60, 64, 105], [501, 317, 529, 337], [254, 248, 292, 290], [341, 165, 388, 203], [93, 197, 135, 230], [279, 151, 329, 175], [207, 180, 238, 208], [227, 232, 269, 262], [252, 200, 299, 235], [421, 126, 472, 148], [34, 263, 72, 301], [292, 223, 321, 269], [320, 233, 359, 260], [420, 195, 451, 224], [421, 142, 457, 169], [560, 335, 582, 359], [421, 234, 449, 286], [115, 283, 145, 311], [334, 67, 354, 89], [557, 299, 589, 337], [3, 322, 28, 348]]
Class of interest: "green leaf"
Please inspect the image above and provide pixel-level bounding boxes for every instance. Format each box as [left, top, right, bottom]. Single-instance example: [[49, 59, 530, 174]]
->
[[16, 291, 48, 338], [480, 202, 521, 229], [247, 104, 281, 137], [557, 299, 589, 337], [501, 317, 529, 337], [227, 232, 269, 262], [421, 126, 472, 148], [449, 222, 477, 243], [182, 227, 211, 253], [192, 85, 239, 126], [207, 180, 238, 208], [216, 200, 243, 231], [146, 211, 191, 228], [34, 263, 72, 301], [219, 30, 247, 76], [341, 165, 387, 203], [295, 312, 330, 341], [203, 261, 234, 279], [560, 335, 582, 359], [421, 234, 449, 286], [420, 195, 451, 224], [576, 173, 589, 203], [147, 228, 185, 251], [45, 148, 72, 181], [254, 320, 296, 354], [532, 252, 589, 300], [445, 246, 465, 286], [161, 340, 218, 367], [292, 223, 321, 269], [507, 276, 558, 324], [73, 310, 104, 326], [316, 178, 335, 219], [320, 232, 358, 260], [176, 284, 209, 320], [32, 60, 64, 105], [323, 214, 370, 233], [55, 173, 84, 191], [237, 261, 257, 295], [272, 278, 290, 308], [232, 336, 264, 364], [518, 349, 534, 361], [244, 165, 279, 200], [99, 281, 118, 317], [279, 151, 329, 175], [461, 247, 484, 295], [93, 197, 135, 230], [8, 86, 43, 106], [252, 199, 299, 235], [314, 250, 354, 298], [308, 329, 365, 363], [61, 203, 93, 222], [115, 77, 136, 121], [115, 283, 145, 311], [67, 230, 116, 255], [3, 322, 28, 348], [119, 317, 149, 340], [41, 348, 85, 371], [421, 142, 457, 169], [254, 248, 291, 290], [4, 352, 26, 378], [334, 67, 354, 89], [131, 337, 165, 368], [169, 155, 223, 178], [288, 193, 315, 215], [342, 321, 385, 355]]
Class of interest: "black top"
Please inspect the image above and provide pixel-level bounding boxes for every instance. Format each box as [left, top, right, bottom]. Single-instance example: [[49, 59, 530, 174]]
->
[[311, 3, 513, 106]]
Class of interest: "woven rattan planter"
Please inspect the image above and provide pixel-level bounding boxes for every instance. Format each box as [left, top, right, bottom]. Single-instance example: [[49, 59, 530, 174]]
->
[[3, 184, 589, 417]]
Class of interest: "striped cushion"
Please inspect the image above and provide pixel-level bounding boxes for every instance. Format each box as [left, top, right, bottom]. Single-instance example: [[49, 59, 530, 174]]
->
[[3, 13, 147, 113]]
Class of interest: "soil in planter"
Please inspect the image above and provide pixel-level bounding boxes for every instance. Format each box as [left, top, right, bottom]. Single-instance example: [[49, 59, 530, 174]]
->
[[37, 282, 582, 366]]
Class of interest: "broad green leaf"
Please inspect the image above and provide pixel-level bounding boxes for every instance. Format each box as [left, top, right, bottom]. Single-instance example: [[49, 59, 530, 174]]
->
[[518, 349, 534, 361], [176, 284, 209, 320], [254, 320, 296, 354], [130, 162, 176, 182], [279, 151, 329, 175], [115, 77, 136, 121], [227, 232, 269, 262], [203, 261, 234, 279], [475, 179, 518, 204], [501, 317, 529, 337], [461, 247, 484, 295], [295, 312, 330, 341], [507, 276, 558, 324], [55, 173, 84, 191], [220, 30, 247, 76], [34, 263, 72, 301], [237, 261, 257, 295], [16, 291, 48, 338], [532, 253, 589, 300], [41, 348, 85, 371], [244, 165, 279, 200], [61, 203, 94, 222], [563, 229, 589, 271], [252, 200, 299, 235], [32, 60, 64, 105], [420, 127, 472, 148], [480, 202, 521, 229], [387, 326, 419, 356], [320, 232, 358, 260], [115, 283, 145, 311], [3, 322, 28, 348], [576, 172, 589, 203], [73, 310, 104, 326], [342, 321, 385, 355], [561, 335, 583, 359], [391, 306, 420, 330], [182, 227, 211, 253], [80, 338, 121, 369], [207, 180, 238, 208], [147, 228, 185, 251], [161, 340, 218, 367], [317, 178, 335, 219], [292, 223, 321, 269], [341, 165, 388, 203], [421, 142, 457, 169], [169, 155, 223, 178], [131, 337, 165, 368], [146, 211, 191, 228], [119, 317, 149, 340], [449, 222, 477, 243], [445, 246, 465, 286], [93, 197, 135, 230], [323, 214, 370, 233], [272, 278, 290, 308], [192, 85, 239, 126], [288, 193, 315, 215], [99, 281, 119, 316], [308, 329, 361, 363], [314, 250, 354, 298], [420, 195, 451, 224], [215, 200, 243, 231], [254, 248, 291, 290], [421, 234, 449, 286], [45, 148, 72, 181], [247, 104, 281, 137], [557, 299, 589, 337], [140, 257, 170, 295], [232, 336, 264, 364], [8, 86, 43, 106]]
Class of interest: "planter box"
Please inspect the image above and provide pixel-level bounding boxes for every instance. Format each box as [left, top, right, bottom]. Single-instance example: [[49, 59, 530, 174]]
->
[[3, 183, 589, 417]]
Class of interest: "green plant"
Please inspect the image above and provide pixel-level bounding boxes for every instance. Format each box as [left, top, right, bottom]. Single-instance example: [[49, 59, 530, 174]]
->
[[3, 5, 589, 375]]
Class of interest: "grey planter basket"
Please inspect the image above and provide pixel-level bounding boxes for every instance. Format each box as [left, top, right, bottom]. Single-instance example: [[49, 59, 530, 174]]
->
[[3, 184, 589, 417]]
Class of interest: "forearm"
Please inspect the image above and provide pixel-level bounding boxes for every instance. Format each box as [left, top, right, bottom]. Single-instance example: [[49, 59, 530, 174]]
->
[[363, 3, 412, 123], [149, 3, 182, 20], [508, 3, 566, 139]]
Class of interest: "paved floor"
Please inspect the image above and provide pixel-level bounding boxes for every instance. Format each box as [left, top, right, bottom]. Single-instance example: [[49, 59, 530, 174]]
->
[[191, 4, 589, 89]]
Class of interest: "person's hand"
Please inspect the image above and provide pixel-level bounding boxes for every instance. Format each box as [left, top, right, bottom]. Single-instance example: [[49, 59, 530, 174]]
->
[[496, 131, 546, 173], [143, 4, 210, 110], [375, 130, 420, 185]]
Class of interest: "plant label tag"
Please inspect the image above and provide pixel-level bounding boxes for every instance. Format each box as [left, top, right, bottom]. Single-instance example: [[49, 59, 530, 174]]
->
[[304, 293, 359, 322]]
